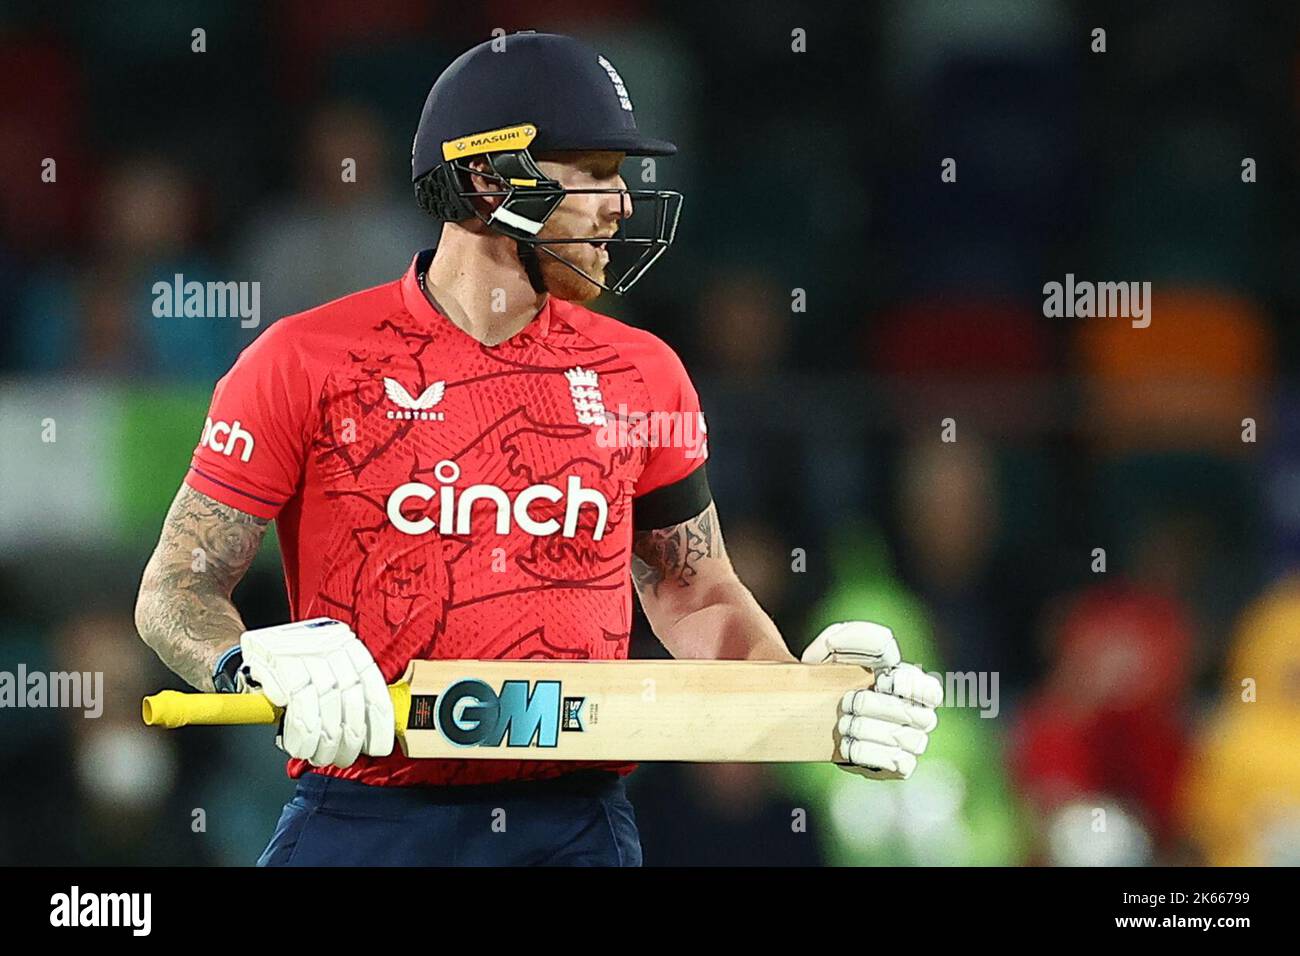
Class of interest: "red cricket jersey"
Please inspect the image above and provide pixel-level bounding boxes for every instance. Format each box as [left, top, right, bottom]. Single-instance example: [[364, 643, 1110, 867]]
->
[[186, 252, 708, 786]]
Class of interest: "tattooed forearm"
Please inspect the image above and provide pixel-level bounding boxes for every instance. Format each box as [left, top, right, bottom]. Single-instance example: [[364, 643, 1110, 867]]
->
[[631, 501, 792, 660], [631, 503, 724, 598], [134, 485, 269, 690]]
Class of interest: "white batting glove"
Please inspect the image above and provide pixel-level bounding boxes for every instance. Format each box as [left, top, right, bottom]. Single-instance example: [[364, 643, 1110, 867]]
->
[[240, 618, 394, 768], [802, 621, 943, 780], [802, 620, 902, 670]]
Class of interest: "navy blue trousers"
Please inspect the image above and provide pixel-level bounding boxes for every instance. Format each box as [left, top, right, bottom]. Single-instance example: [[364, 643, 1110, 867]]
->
[[257, 770, 642, 866]]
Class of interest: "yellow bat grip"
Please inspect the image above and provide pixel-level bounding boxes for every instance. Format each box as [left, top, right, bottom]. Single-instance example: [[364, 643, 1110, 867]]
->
[[142, 685, 411, 731], [142, 690, 280, 728]]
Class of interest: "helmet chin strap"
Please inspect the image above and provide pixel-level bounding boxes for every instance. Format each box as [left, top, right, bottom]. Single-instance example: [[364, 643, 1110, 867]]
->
[[515, 240, 549, 295]]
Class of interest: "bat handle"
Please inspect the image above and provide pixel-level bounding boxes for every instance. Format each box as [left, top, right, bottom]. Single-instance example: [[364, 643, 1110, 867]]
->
[[142, 690, 280, 727], [142, 685, 411, 730]]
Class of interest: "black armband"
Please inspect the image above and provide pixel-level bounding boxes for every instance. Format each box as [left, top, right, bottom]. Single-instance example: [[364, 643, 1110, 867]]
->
[[633, 463, 713, 531]]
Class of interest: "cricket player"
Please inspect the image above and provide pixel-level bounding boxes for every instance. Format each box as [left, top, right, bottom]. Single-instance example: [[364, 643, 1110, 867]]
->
[[135, 32, 942, 866]]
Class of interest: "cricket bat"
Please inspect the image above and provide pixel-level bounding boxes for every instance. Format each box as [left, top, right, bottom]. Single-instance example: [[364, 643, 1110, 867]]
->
[[142, 659, 872, 762]]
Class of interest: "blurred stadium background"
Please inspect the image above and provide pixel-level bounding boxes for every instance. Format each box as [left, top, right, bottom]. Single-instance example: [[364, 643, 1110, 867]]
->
[[2, 0, 1299, 865]]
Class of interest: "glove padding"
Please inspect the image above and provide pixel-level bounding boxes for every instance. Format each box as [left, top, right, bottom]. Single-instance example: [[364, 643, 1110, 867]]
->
[[837, 664, 941, 779], [240, 618, 394, 768], [801, 620, 901, 671], [803, 621, 943, 780]]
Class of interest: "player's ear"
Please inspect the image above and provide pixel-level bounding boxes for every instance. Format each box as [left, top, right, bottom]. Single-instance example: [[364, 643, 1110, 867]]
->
[[463, 158, 503, 213]]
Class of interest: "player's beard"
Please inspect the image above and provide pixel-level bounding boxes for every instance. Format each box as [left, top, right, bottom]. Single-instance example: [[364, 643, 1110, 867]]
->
[[537, 242, 607, 302]]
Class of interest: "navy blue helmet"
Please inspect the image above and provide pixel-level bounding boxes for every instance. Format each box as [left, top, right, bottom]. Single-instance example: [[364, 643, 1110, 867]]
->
[[412, 32, 681, 295]]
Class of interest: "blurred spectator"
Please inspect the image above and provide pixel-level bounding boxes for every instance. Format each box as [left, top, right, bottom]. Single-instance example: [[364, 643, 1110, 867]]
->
[[55, 613, 182, 861], [1179, 575, 1300, 865], [1091, 452, 1262, 683], [693, 269, 793, 378], [1012, 583, 1194, 863], [233, 100, 430, 326], [0, 611, 219, 864], [888, 435, 1057, 701], [783, 521, 1027, 865], [15, 155, 235, 379], [1073, 287, 1273, 454], [273, 0, 437, 102], [893, 436, 1013, 680], [690, 269, 867, 552], [866, 296, 1055, 434], [0, 35, 88, 255]]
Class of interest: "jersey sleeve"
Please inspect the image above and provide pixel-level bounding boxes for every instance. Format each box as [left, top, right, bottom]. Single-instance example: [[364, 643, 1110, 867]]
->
[[633, 336, 708, 494], [184, 321, 315, 520], [629, 334, 712, 529]]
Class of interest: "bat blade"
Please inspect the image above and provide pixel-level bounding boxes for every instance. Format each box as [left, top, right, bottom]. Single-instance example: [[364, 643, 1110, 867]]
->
[[398, 659, 871, 762]]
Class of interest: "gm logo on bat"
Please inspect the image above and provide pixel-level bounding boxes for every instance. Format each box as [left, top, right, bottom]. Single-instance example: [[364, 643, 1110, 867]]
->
[[409, 679, 587, 748]]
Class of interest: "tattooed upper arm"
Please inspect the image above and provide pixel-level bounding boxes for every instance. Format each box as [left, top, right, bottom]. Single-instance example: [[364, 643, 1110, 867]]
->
[[630, 501, 726, 600], [135, 484, 269, 690]]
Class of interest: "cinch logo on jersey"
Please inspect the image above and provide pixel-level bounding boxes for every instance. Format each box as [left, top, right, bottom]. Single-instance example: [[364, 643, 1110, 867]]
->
[[408, 679, 586, 748], [198, 417, 255, 462], [386, 459, 609, 540]]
